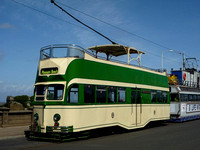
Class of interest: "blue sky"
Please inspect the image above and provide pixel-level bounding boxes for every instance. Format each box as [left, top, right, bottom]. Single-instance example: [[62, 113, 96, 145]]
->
[[0, 0, 200, 102]]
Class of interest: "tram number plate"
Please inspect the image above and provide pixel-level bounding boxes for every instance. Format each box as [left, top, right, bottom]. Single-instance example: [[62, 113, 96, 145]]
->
[[186, 104, 200, 113]]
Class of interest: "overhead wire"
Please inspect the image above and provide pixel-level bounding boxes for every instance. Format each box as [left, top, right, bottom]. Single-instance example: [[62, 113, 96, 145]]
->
[[55, 0, 172, 51], [11, 0, 94, 33], [10, 0, 186, 66], [56, 0, 199, 59], [52, 0, 184, 65], [50, 0, 117, 44], [54, 0, 189, 65]]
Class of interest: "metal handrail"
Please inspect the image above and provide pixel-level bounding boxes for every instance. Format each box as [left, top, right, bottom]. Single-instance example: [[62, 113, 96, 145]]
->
[[40, 44, 165, 73]]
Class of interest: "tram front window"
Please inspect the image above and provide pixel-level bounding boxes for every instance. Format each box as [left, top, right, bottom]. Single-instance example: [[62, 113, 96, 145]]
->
[[40, 45, 84, 60], [47, 84, 64, 100], [35, 85, 46, 101]]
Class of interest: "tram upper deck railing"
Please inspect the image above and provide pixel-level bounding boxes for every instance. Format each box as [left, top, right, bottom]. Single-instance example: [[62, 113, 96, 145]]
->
[[40, 44, 165, 73], [40, 44, 85, 60]]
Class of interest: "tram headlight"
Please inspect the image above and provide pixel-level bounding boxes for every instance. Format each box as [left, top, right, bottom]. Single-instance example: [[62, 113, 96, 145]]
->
[[34, 113, 39, 121], [53, 114, 61, 122]]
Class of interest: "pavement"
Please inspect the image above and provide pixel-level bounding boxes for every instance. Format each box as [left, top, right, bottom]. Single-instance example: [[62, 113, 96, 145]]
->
[[0, 126, 29, 140]]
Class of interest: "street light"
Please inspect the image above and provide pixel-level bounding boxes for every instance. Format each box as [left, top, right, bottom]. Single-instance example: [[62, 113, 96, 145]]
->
[[169, 50, 185, 70]]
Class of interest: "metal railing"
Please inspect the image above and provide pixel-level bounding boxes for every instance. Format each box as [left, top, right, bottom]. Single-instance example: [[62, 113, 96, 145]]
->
[[40, 44, 166, 73], [40, 44, 85, 60]]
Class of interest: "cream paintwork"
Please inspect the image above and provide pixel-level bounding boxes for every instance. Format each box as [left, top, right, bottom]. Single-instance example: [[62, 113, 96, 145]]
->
[[68, 78, 169, 92], [39, 58, 75, 76], [33, 106, 44, 127], [34, 104, 170, 133], [35, 81, 67, 86]]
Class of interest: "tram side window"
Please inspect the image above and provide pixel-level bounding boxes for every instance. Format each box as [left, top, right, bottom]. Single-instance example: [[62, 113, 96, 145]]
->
[[68, 84, 78, 103], [162, 92, 167, 103], [35, 85, 46, 101], [96, 86, 106, 103], [193, 95, 197, 101], [184, 94, 188, 101], [157, 91, 162, 103], [180, 94, 185, 101], [84, 85, 95, 103], [188, 95, 193, 101], [151, 90, 157, 103], [198, 95, 200, 101], [118, 87, 126, 102], [108, 86, 117, 103], [47, 84, 64, 100]]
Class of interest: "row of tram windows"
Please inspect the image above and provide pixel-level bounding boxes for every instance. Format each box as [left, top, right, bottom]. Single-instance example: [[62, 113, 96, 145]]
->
[[151, 90, 168, 103], [171, 93, 200, 102], [67, 84, 168, 104], [68, 84, 126, 104]]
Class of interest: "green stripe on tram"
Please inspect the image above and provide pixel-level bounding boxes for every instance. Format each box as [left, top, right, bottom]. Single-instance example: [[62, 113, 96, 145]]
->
[[36, 59, 168, 88]]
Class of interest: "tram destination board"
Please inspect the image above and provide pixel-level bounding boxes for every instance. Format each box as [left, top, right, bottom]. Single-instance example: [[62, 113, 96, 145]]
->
[[41, 67, 58, 75]]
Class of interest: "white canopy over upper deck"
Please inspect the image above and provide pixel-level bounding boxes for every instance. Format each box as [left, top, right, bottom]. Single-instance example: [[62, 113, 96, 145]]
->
[[88, 44, 145, 66]]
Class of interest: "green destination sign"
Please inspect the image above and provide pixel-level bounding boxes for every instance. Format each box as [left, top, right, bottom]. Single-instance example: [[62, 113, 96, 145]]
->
[[41, 67, 58, 74]]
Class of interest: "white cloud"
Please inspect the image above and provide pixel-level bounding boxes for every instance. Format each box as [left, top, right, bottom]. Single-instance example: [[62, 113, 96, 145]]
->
[[0, 23, 15, 29], [0, 83, 33, 102]]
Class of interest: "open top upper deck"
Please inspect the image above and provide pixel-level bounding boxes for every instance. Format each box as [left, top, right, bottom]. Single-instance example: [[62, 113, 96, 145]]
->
[[39, 44, 165, 73], [40, 44, 145, 66]]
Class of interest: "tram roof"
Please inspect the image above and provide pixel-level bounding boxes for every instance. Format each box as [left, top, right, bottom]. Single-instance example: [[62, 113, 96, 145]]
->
[[87, 44, 145, 57]]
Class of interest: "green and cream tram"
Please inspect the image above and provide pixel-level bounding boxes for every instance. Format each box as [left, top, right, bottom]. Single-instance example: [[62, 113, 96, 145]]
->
[[25, 44, 170, 139]]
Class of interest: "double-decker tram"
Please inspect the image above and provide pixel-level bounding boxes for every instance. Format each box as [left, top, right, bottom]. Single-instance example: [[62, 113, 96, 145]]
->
[[25, 44, 170, 140], [169, 68, 200, 122]]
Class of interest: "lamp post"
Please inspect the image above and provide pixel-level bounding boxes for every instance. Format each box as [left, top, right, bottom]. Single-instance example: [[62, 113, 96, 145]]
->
[[169, 50, 185, 70]]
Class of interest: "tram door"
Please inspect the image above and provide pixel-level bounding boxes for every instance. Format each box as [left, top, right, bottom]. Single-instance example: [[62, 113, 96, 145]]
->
[[131, 89, 141, 125]]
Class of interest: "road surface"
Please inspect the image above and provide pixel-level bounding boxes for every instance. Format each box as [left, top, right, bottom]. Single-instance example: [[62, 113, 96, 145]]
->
[[1, 119, 200, 150]]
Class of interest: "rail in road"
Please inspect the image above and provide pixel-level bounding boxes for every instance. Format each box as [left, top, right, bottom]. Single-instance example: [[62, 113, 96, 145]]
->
[[0, 119, 200, 150]]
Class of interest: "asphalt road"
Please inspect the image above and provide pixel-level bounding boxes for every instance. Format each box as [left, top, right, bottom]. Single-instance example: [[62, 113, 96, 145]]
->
[[1, 119, 200, 150]]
